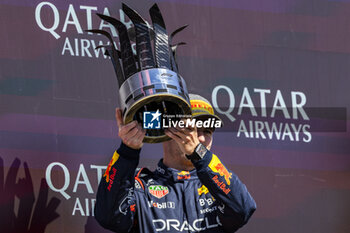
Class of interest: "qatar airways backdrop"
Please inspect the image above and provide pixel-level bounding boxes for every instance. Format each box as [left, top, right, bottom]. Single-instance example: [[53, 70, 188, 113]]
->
[[0, 0, 349, 232]]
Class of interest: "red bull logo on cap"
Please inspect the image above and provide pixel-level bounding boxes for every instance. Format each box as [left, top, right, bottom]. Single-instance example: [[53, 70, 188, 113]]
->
[[103, 151, 120, 183], [208, 154, 232, 185]]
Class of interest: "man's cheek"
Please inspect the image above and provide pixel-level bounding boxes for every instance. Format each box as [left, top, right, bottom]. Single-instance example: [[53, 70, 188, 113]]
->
[[206, 140, 213, 150]]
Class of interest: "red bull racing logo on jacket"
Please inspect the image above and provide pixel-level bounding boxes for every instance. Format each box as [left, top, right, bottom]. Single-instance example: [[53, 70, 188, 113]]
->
[[208, 154, 232, 185], [198, 185, 209, 195], [149, 185, 169, 199], [177, 171, 191, 180], [103, 151, 120, 183]]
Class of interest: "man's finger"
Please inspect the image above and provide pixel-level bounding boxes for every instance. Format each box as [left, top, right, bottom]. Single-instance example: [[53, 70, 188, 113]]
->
[[129, 126, 140, 138], [176, 126, 193, 133], [137, 124, 146, 135], [121, 122, 139, 138], [169, 127, 187, 140], [165, 129, 183, 143], [135, 129, 146, 142], [115, 108, 124, 128]]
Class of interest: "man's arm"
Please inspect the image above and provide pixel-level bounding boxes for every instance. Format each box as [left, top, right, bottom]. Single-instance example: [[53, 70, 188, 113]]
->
[[94, 144, 140, 232], [165, 126, 256, 232], [193, 150, 256, 232], [94, 108, 145, 232]]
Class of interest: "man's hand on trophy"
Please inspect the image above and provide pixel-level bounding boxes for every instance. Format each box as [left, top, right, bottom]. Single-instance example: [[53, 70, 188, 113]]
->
[[115, 108, 146, 150], [165, 119, 200, 155]]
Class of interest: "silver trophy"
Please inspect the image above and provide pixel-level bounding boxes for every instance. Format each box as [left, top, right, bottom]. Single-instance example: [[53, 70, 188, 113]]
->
[[88, 3, 191, 143]]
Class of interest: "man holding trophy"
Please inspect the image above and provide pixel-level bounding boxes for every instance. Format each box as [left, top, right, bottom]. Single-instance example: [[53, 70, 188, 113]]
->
[[91, 3, 256, 232]]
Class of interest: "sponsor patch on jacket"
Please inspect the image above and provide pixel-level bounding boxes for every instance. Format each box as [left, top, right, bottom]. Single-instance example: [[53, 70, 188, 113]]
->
[[212, 175, 231, 194], [177, 171, 191, 180], [198, 185, 209, 195], [103, 151, 120, 183], [107, 167, 117, 191], [148, 185, 169, 199], [208, 154, 232, 185], [148, 200, 175, 209]]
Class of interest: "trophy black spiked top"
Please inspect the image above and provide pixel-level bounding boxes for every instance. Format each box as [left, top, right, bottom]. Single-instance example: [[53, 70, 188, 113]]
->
[[88, 3, 191, 143]]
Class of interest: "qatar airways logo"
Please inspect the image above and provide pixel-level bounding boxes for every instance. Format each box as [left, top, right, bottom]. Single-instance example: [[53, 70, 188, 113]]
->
[[211, 85, 312, 142], [45, 162, 107, 217], [34, 2, 136, 58]]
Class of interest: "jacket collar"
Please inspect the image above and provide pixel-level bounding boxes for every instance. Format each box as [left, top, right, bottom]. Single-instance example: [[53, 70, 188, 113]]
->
[[155, 159, 198, 182]]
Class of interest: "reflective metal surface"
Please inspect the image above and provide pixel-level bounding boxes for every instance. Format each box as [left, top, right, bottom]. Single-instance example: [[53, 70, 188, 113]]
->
[[119, 68, 191, 143]]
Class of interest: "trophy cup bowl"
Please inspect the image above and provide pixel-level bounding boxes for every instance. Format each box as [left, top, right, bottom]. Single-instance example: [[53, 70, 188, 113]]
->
[[120, 68, 191, 143]]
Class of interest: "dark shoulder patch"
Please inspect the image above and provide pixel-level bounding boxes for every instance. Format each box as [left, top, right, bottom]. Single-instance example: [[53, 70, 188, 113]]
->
[[135, 167, 153, 178], [134, 168, 153, 190]]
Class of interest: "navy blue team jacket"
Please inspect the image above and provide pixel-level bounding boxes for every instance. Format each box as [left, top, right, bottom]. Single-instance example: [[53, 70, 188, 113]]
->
[[95, 143, 256, 232]]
